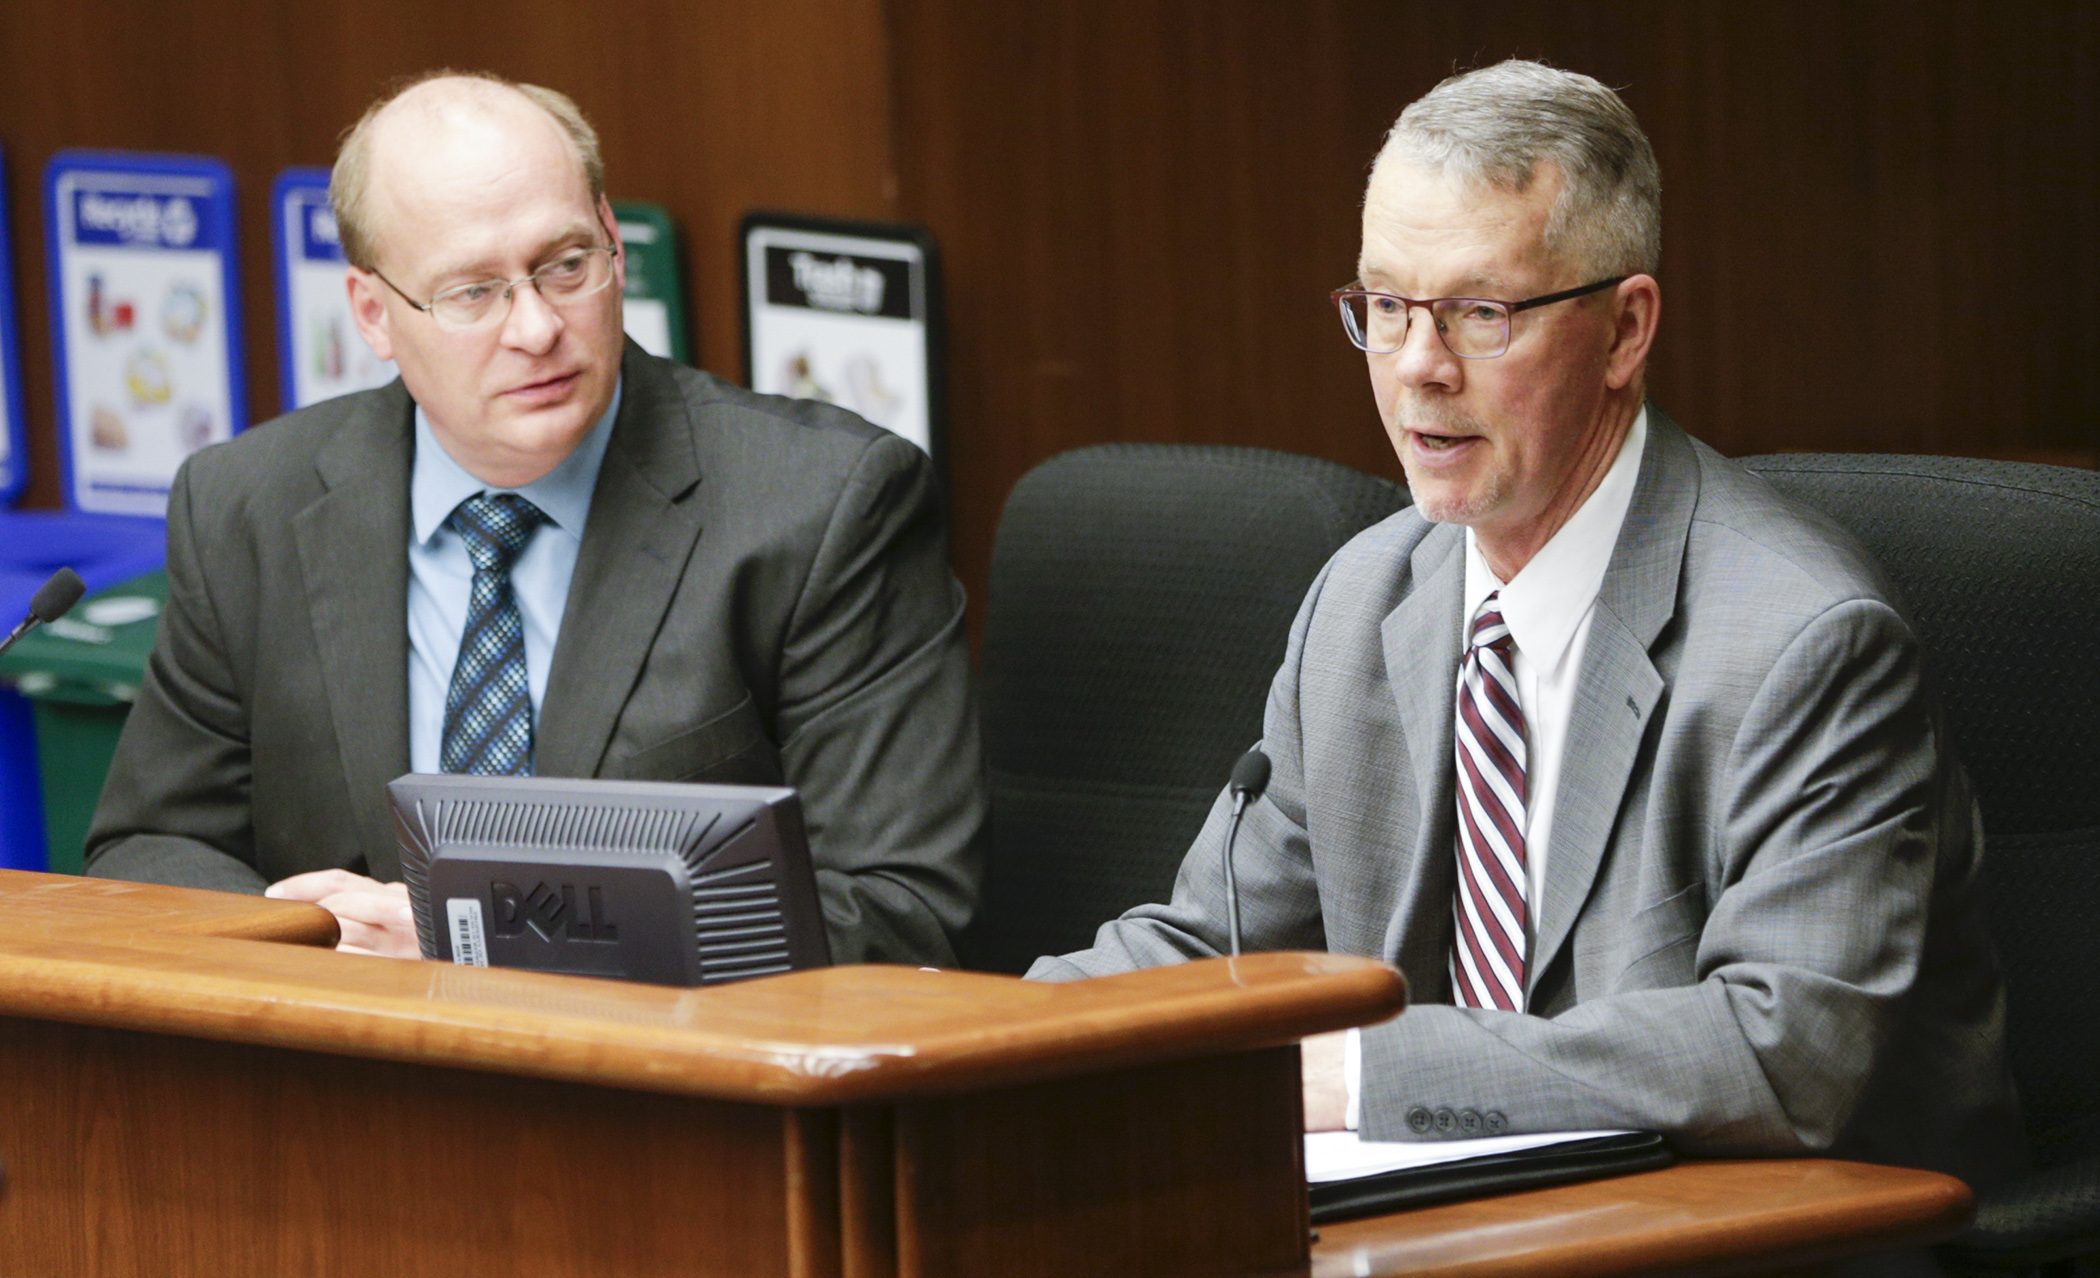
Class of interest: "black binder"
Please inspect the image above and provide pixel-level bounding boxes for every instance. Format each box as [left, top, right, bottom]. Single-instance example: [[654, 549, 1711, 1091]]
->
[[1309, 1130, 1674, 1224]]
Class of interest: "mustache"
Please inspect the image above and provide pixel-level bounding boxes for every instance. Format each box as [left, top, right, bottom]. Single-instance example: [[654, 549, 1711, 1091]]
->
[[1393, 398, 1485, 438]]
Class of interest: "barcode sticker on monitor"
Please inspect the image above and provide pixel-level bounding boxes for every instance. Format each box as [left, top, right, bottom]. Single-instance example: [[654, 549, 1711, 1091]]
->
[[446, 897, 489, 967]]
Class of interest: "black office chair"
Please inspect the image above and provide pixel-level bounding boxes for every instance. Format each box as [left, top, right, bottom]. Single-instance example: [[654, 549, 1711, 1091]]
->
[[1740, 454, 2100, 1276], [963, 444, 1409, 975]]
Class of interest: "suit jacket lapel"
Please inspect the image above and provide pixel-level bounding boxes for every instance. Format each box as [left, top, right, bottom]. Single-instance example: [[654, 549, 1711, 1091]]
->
[[536, 344, 705, 778], [293, 382, 414, 875], [1528, 407, 1694, 992], [1379, 526, 1465, 996]]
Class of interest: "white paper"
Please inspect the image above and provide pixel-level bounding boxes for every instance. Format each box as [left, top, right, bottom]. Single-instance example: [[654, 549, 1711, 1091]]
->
[[622, 296, 672, 359], [1305, 1128, 1636, 1184]]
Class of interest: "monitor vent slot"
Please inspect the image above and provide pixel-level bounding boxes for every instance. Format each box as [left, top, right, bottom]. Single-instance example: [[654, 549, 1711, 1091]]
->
[[693, 864, 789, 983], [678, 816, 761, 879], [401, 799, 441, 951], [699, 955, 793, 984], [426, 799, 720, 855]]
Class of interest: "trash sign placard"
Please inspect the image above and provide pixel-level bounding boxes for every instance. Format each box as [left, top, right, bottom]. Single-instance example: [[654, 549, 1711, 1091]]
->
[[272, 167, 395, 411], [741, 214, 945, 468], [45, 151, 245, 517], [613, 200, 690, 364], [0, 144, 26, 503]]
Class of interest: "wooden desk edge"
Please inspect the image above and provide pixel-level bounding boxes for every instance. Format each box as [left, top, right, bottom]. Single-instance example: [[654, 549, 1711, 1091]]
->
[[0, 870, 1405, 1106], [1307, 1157, 1975, 1278]]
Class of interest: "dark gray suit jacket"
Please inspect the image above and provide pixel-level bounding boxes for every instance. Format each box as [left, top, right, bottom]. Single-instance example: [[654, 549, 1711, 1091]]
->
[[1034, 412, 2024, 1189], [87, 343, 985, 966]]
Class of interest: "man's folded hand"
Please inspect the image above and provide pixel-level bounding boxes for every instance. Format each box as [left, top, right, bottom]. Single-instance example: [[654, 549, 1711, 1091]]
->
[[267, 870, 419, 958]]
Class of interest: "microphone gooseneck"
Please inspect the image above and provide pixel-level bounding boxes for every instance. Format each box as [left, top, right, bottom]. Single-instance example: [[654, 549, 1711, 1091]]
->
[[0, 568, 87, 663], [1222, 748, 1271, 959]]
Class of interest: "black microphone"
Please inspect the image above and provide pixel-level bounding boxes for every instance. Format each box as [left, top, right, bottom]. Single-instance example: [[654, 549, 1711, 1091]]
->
[[1222, 748, 1271, 958], [0, 568, 87, 662]]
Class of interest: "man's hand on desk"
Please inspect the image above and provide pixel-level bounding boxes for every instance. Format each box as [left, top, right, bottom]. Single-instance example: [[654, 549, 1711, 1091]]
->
[[1302, 1029, 1350, 1132], [266, 870, 419, 958]]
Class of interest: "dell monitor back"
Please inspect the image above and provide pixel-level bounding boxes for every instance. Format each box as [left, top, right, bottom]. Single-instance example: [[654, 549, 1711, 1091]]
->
[[389, 774, 831, 986]]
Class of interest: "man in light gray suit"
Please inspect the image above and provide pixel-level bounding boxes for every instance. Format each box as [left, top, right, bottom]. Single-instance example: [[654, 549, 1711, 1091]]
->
[[1031, 61, 2022, 1198], [86, 72, 983, 967]]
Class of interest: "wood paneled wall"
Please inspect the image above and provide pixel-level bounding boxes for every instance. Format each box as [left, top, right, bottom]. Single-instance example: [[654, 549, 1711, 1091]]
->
[[0, 0, 899, 510], [887, 0, 2099, 632], [4, 1, 2095, 638]]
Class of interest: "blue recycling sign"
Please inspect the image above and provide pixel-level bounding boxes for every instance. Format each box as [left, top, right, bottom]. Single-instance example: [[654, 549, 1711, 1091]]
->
[[44, 151, 245, 517]]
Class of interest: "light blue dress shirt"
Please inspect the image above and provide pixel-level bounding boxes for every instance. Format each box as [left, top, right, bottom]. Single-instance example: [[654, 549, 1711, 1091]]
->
[[405, 382, 621, 774]]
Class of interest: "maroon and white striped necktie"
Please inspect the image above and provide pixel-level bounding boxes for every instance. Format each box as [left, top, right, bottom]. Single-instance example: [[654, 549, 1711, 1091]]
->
[[1450, 594, 1530, 1012]]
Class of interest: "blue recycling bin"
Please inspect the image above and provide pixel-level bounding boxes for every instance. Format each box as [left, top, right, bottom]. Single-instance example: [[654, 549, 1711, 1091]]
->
[[0, 509, 165, 870], [0, 689, 42, 869]]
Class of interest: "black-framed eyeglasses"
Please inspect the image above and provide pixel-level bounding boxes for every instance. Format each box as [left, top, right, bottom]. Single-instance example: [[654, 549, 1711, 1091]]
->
[[1331, 276, 1626, 359], [369, 233, 622, 332]]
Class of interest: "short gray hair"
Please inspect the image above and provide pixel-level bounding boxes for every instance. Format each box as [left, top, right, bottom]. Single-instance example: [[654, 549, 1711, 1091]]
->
[[330, 70, 605, 270], [1374, 60, 1660, 278]]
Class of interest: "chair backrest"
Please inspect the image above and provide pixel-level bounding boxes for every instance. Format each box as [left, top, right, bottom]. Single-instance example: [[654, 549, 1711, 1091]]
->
[[965, 444, 1409, 974], [1740, 453, 2100, 1164]]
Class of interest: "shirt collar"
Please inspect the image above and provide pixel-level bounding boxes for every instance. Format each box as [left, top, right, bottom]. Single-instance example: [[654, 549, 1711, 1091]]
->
[[1463, 406, 1647, 675], [411, 378, 622, 547]]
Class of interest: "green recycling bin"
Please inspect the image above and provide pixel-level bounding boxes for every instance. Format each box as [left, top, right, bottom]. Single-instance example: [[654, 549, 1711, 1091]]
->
[[0, 571, 166, 875]]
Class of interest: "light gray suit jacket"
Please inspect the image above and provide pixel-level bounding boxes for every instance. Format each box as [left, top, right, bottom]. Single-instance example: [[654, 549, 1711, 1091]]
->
[[87, 343, 985, 966], [1034, 411, 2024, 1188]]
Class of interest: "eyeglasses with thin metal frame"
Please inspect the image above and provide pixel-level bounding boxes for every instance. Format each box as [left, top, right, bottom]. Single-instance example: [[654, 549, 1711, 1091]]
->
[[367, 229, 623, 332], [1331, 275, 1627, 359]]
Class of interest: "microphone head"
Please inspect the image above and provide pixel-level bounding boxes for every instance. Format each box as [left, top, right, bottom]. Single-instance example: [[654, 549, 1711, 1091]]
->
[[1229, 748, 1271, 800], [30, 568, 87, 624]]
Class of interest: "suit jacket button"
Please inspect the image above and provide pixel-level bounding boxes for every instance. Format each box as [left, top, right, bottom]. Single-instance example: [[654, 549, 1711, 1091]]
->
[[1433, 1107, 1457, 1134], [1458, 1108, 1483, 1135], [1484, 1111, 1508, 1135], [1407, 1106, 1433, 1134]]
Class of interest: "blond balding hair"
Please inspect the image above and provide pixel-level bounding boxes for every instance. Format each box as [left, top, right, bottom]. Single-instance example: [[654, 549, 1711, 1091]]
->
[[329, 70, 604, 269]]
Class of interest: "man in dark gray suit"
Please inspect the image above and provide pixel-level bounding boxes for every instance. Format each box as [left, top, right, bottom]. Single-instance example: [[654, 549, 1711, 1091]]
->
[[1032, 61, 2022, 1202], [86, 72, 984, 967]]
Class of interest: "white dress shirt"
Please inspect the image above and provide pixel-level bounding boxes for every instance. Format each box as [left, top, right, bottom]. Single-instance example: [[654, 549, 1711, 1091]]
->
[[1345, 407, 1647, 1128], [405, 382, 621, 775]]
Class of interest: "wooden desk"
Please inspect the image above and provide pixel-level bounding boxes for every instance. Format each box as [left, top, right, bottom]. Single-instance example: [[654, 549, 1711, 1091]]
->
[[1310, 1153, 1973, 1278], [0, 869, 1400, 1277], [0, 871, 1974, 1276]]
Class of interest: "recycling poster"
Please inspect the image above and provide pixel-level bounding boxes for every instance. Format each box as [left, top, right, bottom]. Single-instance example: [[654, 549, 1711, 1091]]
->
[[0, 145, 24, 503], [272, 167, 394, 411], [742, 215, 944, 464], [613, 200, 690, 364], [45, 151, 244, 516]]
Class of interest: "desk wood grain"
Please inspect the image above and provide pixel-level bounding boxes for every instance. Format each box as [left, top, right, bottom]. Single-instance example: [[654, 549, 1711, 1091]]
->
[[1308, 1158, 1974, 1278], [0, 869, 1390, 1276], [0, 870, 1404, 1105], [0, 1015, 802, 1278], [0, 872, 1975, 1276]]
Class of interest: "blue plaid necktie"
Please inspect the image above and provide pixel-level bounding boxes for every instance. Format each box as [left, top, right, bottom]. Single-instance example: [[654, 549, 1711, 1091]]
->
[[441, 493, 548, 776]]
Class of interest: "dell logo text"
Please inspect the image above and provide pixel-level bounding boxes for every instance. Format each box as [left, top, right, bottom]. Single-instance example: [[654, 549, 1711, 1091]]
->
[[489, 881, 619, 942]]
